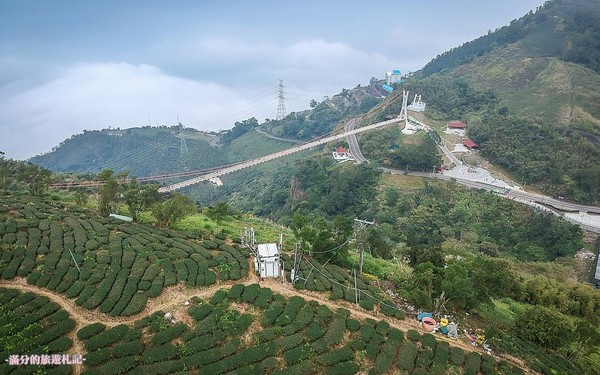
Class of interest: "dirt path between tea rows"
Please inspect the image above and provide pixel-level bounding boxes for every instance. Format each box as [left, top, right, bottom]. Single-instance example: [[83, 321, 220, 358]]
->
[[0, 271, 534, 374]]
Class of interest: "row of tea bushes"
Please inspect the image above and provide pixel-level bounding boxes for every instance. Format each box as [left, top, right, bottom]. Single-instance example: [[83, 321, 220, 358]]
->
[[0, 287, 75, 375], [77, 283, 527, 374], [0, 193, 250, 317], [284, 255, 405, 319]]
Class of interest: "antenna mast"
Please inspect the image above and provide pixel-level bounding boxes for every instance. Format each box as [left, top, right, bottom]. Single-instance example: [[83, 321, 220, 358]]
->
[[276, 79, 286, 120]]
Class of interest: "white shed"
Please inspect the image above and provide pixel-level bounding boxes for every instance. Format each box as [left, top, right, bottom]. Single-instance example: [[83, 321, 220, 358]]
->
[[255, 243, 280, 278]]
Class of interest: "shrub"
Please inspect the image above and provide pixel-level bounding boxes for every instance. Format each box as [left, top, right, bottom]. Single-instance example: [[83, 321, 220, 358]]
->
[[85, 324, 129, 352], [416, 348, 434, 369], [366, 341, 381, 359], [346, 319, 361, 332], [359, 297, 375, 311], [190, 303, 214, 321], [77, 323, 106, 340], [464, 352, 482, 375], [284, 345, 305, 366], [375, 320, 390, 336], [449, 346, 465, 366], [121, 291, 148, 316], [37, 318, 76, 346], [210, 289, 228, 305], [151, 323, 188, 346], [276, 296, 305, 326], [412, 368, 428, 375], [113, 341, 143, 358], [433, 341, 449, 367], [47, 336, 72, 352], [323, 315, 346, 346], [130, 360, 182, 375], [82, 270, 118, 309], [330, 286, 344, 300], [273, 360, 318, 375], [98, 269, 129, 313], [349, 339, 366, 350], [397, 341, 418, 372], [359, 323, 375, 341], [63, 281, 84, 298], [185, 333, 220, 354], [254, 287, 273, 308], [236, 314, 253, 332], [261, 303, 284, 326], [306, 322, 325, 342], [260, 357, 279, 372], [148, 275, 164, 298], [316, 304, 333, 323], [481, 354, 496, 375], [84, 347, 111, 367], [274, 332, 304, 352], [407, 329, 420, 341], [82, 356, 136, 375], [143, 343, 179, 364], [315, 346, 354, 366], [242, 283, 260, 303], [227, 284, 245, 300], [420, 332, 437, 349], [327, 361, 360, 375]]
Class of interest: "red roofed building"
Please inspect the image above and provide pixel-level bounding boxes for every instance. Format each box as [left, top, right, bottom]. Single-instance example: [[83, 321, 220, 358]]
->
[[463, 139, 478, 149], [448, 122, 466, 129], [332, 146, 353, 162]]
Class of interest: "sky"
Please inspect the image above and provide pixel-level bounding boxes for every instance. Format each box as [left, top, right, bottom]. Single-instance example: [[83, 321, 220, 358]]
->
[[0, 0, 545, 160]]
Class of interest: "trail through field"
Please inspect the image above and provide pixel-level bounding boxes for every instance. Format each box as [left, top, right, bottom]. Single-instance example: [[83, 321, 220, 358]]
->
[[0, 265, 533, 374]]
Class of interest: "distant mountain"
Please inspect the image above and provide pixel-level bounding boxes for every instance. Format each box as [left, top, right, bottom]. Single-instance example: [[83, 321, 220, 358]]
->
[[30, 84, 385, 177], [382, 0, 600, 203], [30, 126, 225, 176]]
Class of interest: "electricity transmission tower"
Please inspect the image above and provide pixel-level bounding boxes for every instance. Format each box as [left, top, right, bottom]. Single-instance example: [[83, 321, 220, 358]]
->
[[354, 218, 374, 274], [276, 79, 286, 120], [178, 119, 188, 155]]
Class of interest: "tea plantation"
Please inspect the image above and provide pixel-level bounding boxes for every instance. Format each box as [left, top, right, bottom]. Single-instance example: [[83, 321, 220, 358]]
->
[[0, 288, 75, 374], [0, 193, 248, 317], [2, 283, 527, 374]]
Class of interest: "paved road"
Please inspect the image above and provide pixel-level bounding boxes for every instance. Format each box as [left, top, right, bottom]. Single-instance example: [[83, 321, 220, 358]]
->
[[382, 167, 600, 233], [345, 118, 369, 164], [255, 126, 303, 143]]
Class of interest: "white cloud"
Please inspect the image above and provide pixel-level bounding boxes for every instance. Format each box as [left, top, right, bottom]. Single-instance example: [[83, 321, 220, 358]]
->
[[0, 62, 273, 160], [0, 39, 398, 160]]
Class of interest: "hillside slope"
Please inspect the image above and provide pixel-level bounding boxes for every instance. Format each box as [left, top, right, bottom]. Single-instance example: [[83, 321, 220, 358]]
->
[[389, 0, 600, 203]]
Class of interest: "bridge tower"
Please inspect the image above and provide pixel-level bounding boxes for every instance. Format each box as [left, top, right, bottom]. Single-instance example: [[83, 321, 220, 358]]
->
[[276, 79, 286, 120], [398, 90, 409, 123]]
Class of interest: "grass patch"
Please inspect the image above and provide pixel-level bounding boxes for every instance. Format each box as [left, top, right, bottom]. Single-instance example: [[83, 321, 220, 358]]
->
[[173, 213, 296, 244], [380, 173, 426, 190]]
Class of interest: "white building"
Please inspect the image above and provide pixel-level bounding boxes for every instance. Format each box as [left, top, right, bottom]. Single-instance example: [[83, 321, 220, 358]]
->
[[332, 147, 354, 162], [255, 243, 281, 278], [385, 69, 402, 85]]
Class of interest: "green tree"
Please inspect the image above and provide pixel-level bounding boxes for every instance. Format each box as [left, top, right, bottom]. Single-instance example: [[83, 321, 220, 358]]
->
[[97, 169, 123, 217], [123, 179, 160, 222], [515, 306, 574, 350], [205, 201, 233, 223], [152, 193, 197, 228]]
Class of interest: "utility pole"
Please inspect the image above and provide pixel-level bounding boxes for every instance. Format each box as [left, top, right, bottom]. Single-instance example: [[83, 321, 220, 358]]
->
[[276, 79, 286, 120], [354, 218, 374, 274]]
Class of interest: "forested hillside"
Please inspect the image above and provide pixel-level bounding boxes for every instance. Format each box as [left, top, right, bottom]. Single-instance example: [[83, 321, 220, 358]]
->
[[381, 0, 600, 203]]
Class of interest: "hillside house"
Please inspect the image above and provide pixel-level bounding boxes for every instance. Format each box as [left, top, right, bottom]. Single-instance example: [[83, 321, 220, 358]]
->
[[447, 121, 466, 129], [463, 139, 478, 149], [332, 147, 353, 162]]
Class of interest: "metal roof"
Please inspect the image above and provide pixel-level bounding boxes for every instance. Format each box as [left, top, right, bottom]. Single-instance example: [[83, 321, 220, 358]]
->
[[257, 243, 279, 258]]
